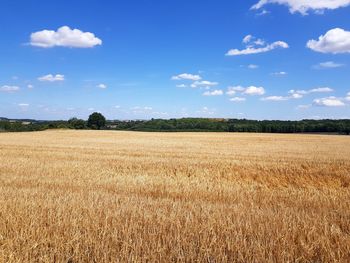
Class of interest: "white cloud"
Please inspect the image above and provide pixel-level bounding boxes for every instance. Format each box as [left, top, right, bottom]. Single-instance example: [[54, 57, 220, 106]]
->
[[251, 0, 350, 15], [131, 106, 153, 113], [307, 28, 350, 54], [191, 80, 218, 88], [243, 86, 265, 95], [289, 93, 303, 99], [171, 73, 201, 81], [248, 64, 259, 69], [227, 86, 245, 95], [256, 9, 270, 15], [243, 35, 253, 44], [203, 89, 223, 96], [38, 74, 65, 82], [0, 85, 20, 92], [226, 36, 288, 56], [176, 84, 187, 88], [314, 61, 345, 69], [288, 87, 333, 98], [309, 87, 334, 93], [229, 97, 246, 102], [254, 39, 266, 46], [265, 92, 301, 101], [30, 26, 102, 48], [297, 104, 312, 110], [271, 71, 287, 75], [196, 106, 215, 116], [226, 89, 236, 96], [313, 96, 345, 107], [261, 96, 289, 101], [262, 87, 333, 102], [27, 84, 34, 89], [226, 85, 265, 96], [18, 103, 29, 107], [97, 83, 107, 89], [345, 92, 350, 101]]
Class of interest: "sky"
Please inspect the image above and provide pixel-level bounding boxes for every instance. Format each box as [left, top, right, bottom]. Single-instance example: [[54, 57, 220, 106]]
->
[[1, 0, 350, 120]]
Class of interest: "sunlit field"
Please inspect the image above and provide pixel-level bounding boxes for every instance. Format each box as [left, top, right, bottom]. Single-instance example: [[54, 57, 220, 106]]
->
[[0, 130, 349, 262]]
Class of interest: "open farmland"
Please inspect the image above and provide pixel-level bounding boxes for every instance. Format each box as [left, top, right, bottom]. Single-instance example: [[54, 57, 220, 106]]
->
[[0, 130, 350, 262]]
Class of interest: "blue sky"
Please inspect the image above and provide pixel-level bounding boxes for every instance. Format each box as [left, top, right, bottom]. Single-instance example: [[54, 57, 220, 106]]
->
[[1, 0, 350, 120]]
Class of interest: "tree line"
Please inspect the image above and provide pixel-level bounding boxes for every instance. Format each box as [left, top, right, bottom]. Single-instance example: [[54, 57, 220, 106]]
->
[[1, 113, 350, 134]]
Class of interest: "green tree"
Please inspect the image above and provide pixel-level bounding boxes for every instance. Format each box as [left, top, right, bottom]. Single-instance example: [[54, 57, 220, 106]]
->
[[68, 118, 86, 129], [87, 112, 106, 130]]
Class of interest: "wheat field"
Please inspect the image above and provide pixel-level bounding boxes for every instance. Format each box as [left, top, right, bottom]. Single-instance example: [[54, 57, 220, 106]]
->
[[0, 130, 349, 262]]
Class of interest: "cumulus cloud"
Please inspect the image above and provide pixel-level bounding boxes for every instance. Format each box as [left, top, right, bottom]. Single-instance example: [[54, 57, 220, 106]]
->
[[38, 74, 65, 82], [30, 26, 102, 48], [243, 86, 266, 95], [226, 35, 288, 56], [97, 83, 107, 89], [171, 73, 201, 81], [176, 84, 187, 88], [314, 61, 345, 69], [313, 96, 345, 107], [229, 97, 246, 102], [289, 93, 303, 99], [307, 28, 350, 54], [203, 90, 223, 96], [191, 80, 218, 88], [0, 85, 20, 92], [27, 84, 34, 89], [251, 0, 350, 15], [226, 86, 245, 96], [226, 85, 265, 96]]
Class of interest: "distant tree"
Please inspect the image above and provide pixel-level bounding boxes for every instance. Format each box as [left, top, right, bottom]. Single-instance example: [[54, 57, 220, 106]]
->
[[68, 118, 86, 129], [87, 112, 106, 130]]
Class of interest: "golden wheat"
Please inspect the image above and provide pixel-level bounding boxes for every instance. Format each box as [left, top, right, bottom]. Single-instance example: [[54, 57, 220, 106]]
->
[[0, 130, 349, 262]]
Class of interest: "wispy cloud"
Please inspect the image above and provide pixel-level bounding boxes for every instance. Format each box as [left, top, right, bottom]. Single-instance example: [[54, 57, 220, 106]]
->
[[191, 80, 218, 88], [0, 85, 20, 92], [229, 97, 246, 102], [203, 90, 223, 96], [271, 71, 287, 76], [226, 35, 288, 56], [251, 0, 350, 15], [313, 61, 345, 69], [171, 73, 201, 81]]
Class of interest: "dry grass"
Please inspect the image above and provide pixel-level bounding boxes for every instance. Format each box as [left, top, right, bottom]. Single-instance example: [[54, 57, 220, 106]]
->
[[0, 130, 350, 262]]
